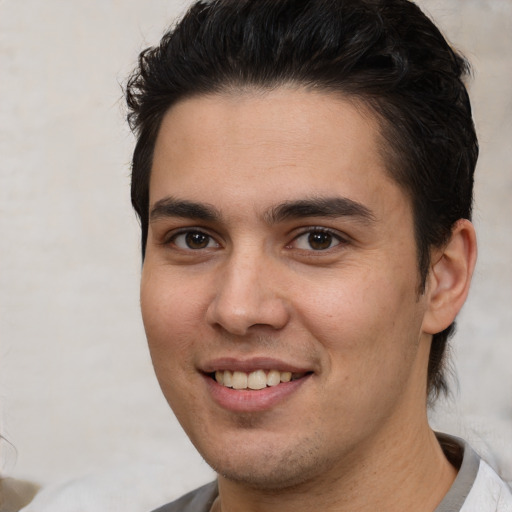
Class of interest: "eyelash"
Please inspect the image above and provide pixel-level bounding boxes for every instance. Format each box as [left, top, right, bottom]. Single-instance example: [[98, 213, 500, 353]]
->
[[288, 227, 347, 252], [163, 226, 347, 253], [164, 229, 220, 251]]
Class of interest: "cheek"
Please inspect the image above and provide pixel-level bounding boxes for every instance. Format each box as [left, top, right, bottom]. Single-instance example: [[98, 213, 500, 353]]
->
[[293, 264, 424, 370], [295, 275, 426, 431], [140, 274, 204, 420], [293, 271, 397, 338], [140, 270, 202, 368]]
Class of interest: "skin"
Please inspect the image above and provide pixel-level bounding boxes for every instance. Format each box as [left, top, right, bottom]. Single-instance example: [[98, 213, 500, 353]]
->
[[141, 88, 476, 511]]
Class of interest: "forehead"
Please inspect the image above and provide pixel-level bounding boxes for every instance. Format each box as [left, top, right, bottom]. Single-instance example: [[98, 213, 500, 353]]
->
[[150, 88, 408, 217]]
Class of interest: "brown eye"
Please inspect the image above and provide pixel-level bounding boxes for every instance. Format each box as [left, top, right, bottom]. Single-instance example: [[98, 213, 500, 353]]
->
[[308, 231, 334, 250], [292, 229, 342, 251], [186, 232, 210, 249], [172, 231, 218, 250]]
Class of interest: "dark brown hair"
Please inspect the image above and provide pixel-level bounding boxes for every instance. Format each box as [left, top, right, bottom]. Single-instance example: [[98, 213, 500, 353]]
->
[[126, 0, 478, 401]]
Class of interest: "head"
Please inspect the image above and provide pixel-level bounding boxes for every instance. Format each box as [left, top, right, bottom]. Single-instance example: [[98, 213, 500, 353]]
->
[[126, 0, 477, 410]]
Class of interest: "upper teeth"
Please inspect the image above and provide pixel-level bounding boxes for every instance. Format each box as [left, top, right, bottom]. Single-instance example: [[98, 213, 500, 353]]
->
[[215, 369, 294, 390]]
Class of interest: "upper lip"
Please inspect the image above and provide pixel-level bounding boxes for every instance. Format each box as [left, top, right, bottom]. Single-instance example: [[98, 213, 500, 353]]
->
[[201, 357, 313, 374]]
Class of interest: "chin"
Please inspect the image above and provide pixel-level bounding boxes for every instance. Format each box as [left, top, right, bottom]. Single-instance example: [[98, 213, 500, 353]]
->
[[200, 432, 332, 491]]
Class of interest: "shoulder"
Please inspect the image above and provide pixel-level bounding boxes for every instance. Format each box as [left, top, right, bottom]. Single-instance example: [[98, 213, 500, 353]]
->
[[18, 463, 213, 512], [0, 477, 39, 512], [462, 459, 512, 512], [151, 482, 218, 512], [436, 433, 512, 512]]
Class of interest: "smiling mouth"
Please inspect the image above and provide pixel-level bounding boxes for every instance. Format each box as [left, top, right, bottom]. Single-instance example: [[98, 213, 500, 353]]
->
[[210, 369, 311, 391]]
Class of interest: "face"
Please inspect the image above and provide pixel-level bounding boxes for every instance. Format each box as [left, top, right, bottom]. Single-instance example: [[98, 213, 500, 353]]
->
[[141, 88, 433, 489]]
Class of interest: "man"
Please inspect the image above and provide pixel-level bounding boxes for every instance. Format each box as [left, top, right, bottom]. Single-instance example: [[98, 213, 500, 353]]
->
[[125, 0, 512, 510]]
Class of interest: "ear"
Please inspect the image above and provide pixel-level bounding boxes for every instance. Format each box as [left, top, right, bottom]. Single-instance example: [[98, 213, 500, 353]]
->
[[422, 219, 477, 335]]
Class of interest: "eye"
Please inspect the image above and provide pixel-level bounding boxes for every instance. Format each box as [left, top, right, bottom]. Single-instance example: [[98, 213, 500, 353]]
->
[[292, 229, 342, 251], [171, 230, 219, 250]]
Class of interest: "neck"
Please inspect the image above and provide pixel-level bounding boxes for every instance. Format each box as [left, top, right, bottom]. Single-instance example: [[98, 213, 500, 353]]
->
[[215, 421, 457, 512]]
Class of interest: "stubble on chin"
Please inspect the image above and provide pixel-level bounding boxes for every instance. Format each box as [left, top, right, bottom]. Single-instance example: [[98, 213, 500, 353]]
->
[[205, 431, 335, 492]]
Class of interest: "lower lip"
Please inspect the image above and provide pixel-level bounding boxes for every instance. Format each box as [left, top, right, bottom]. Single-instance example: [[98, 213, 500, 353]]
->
[[204, 374, 311, 413]]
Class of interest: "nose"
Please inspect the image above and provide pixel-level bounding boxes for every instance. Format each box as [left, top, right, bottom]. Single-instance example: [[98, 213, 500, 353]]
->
[[205, 250, 290, 336]]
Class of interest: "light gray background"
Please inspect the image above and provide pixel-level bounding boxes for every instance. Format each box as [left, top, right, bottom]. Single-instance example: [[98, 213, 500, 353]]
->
[[1, 0, 511, 499]]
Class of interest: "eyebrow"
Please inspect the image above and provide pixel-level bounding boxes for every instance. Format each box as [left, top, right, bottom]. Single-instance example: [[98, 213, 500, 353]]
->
[[149, 195, 376, 226], [149, 197, 221, 222], [264, 197, 376, 225]]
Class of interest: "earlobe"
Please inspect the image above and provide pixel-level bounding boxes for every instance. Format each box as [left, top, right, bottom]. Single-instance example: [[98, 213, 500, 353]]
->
[[422, 219, 478, 335]]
